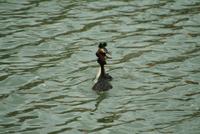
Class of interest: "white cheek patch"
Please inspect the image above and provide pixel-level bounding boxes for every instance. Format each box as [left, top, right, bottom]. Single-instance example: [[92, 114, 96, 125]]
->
[[100, 48, 105, 53]]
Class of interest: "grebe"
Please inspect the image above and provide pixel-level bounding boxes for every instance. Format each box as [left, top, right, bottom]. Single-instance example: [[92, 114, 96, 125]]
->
[[92, 42, 112, 91]]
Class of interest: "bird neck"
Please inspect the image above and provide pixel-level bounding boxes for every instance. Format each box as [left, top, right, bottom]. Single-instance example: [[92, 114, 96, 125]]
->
[[100, 64, 105, 78]]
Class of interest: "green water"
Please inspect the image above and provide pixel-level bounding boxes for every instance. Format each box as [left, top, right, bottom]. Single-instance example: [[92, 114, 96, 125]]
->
[[0, 0, 200, 134]]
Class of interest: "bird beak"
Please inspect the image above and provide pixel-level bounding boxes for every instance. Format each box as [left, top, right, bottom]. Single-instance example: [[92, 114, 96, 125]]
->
[[104, 48, 112, 58], [100, 47, 112, 58], [104, 48, 110, 54]]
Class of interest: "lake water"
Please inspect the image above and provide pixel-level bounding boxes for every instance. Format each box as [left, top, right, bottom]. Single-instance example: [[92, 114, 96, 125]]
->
[[0, 0, 200, 134]]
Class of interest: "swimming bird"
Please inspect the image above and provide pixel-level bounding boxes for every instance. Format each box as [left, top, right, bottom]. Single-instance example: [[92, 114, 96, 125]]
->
[[92, 42, 112, 91]]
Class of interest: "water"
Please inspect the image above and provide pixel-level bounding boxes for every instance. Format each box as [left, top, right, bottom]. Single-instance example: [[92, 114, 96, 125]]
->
[[0, 0, 200, 133]]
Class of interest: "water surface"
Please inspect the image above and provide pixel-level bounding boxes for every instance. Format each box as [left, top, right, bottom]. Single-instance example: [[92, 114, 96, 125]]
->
[[0, 0, 200, 134]]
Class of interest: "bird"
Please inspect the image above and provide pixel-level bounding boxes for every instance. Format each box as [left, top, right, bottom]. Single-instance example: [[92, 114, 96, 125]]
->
[[92, 42, 112, 91]]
